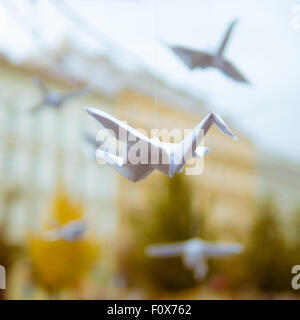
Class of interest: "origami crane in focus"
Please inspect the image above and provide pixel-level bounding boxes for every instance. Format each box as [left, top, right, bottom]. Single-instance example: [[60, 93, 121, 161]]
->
[[31, 77, 89, 113], [165, 20, 249, 84], [146, 238, 244, 280], [85, 107, 237, 182], [43, 219, 86, 242]]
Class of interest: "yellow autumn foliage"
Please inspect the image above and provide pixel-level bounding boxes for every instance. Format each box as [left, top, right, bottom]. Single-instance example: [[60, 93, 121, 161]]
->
[[47, 188, 83, 226], [28, 187, 100, 292]]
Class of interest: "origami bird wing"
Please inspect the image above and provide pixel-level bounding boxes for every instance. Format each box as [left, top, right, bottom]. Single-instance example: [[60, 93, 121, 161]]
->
[[219, 59, 249, 83], [203, 243, 244, 258], [43, 219, 86, 242], [217, 19, 238, 57], [168, 46, 214, 70], [86, 107, 171, 177], [96, 148, 154, 182], [145, 242, 186, 258], [86, 107, 158, 147], [59, 220, 86, 241]]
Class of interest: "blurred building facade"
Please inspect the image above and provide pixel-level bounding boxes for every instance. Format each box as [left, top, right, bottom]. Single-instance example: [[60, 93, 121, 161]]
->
[[0, 53, 119, 245], [258, 152, 300, 212], [0, 42, 257, 250]]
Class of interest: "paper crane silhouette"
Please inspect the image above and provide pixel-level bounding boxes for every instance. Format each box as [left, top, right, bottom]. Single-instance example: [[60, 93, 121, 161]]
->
[[146, 238, 244, 280], [166, 20, 249, 84], [85, 107, 237, 182], [31, 77, 88, 113]]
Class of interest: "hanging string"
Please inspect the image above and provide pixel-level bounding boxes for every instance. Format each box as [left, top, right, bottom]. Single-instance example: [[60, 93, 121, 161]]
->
[[153, 0, 159, 130], [154, 75, 158, 130]]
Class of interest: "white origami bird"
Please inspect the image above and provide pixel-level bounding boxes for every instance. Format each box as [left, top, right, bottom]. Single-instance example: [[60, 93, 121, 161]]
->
[[43, 219, 86, 242], [146, 238, 244, 280], [85, 107, 237, 182], [31, 77, 88, 113], [82, 130, 209, 166], [166, 20, 249, 84]]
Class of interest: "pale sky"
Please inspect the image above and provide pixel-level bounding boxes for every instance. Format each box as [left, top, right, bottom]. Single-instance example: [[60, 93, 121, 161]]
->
[[0, 0, 299, 162]]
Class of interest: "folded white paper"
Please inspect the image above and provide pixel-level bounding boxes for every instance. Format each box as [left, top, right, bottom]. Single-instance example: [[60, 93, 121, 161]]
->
[[165, 20, 249, 84], [43, 219, 86, 242], [146, 238, 244, 280], [85, 107, 236, 182]]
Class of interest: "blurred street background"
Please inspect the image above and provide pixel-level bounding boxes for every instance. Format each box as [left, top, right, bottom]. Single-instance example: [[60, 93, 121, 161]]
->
[[0, 0, 299, 299]]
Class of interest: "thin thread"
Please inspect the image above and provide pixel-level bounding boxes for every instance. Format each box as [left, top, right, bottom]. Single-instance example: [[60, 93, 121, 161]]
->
[[154, 77, 158, 130], [154, 0, 158, 130]]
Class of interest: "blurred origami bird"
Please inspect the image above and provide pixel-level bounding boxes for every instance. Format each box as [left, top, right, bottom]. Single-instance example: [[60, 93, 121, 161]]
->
[[165, 20, 249, 84], [43, 219, 86, 242], [85, 107, 236, 182], [28, 188, 100, 293], [31, 76, 88, 113], [146, 238, 244, 280]]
